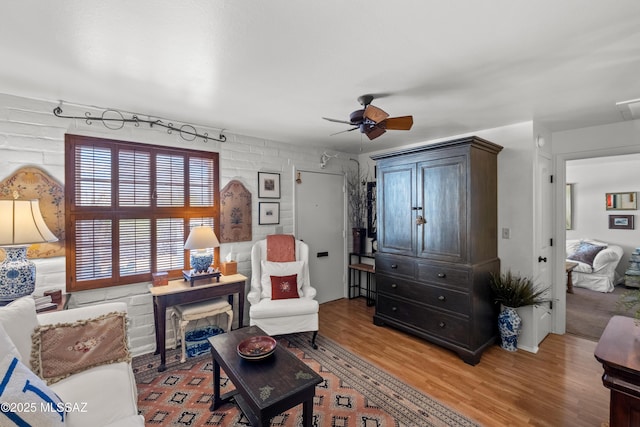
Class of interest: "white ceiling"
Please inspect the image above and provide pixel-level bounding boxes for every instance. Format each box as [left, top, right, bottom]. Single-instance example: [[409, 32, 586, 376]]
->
[[2, 1, 640, 154]]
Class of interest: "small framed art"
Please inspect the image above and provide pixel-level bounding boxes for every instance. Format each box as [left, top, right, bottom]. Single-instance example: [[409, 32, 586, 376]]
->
[[259, 202, 280, 225], [258, 172, 280, 198], [609, 214, 634, 230]]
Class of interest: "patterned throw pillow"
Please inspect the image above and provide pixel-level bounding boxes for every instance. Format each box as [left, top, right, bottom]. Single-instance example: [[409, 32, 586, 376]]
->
[[260, 260, 305, 299], [0, 354, 66, 426], [270, 274, 300, 300], [31, 312, 130, 385], [567, 242, 606, 267]]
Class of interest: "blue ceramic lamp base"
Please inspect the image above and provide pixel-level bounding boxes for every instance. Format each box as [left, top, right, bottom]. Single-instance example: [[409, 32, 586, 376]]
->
[[190, 253, 213, 274], [0, 246, 36, 303]]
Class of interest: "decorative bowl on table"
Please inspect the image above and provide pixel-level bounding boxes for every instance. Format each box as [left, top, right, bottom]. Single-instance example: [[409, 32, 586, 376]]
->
[[237, 335, 277, 360]]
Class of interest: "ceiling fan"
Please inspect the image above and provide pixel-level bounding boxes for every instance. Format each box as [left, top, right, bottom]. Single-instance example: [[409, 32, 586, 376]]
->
[[322, 94, 413, 140]]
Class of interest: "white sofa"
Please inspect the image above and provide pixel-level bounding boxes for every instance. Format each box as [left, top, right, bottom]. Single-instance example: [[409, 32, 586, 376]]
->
[[566, 239, 624, 293], [0, 297, 144, 427]]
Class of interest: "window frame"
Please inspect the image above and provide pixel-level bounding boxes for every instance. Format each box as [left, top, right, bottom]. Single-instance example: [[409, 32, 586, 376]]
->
[[64, 134, 220, 292]]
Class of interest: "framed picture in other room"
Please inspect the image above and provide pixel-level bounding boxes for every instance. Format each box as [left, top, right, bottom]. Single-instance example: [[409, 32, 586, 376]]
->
[[259, 202, 280, 225], [609, 214, 634, 230], [258, 172, 280, 198]]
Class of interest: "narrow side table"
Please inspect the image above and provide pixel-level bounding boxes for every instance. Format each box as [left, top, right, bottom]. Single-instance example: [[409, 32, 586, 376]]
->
[[565, 261, 578, 293], [347, 252, 376, 306]]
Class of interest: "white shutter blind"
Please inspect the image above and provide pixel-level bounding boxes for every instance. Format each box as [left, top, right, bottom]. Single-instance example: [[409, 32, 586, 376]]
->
[[75, 145, 112, 206], [75, 219, 113, 281], [119, 218, 151, 276], [189, 157, 214, 206], [119, 150, 151, 207], [156, 218, 185, 271], [156, 154, 185, 207]]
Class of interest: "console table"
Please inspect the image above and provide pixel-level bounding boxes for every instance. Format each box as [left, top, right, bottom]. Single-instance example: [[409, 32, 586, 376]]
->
[[150, 273, 247, 371], [595, 315, 640, 426]]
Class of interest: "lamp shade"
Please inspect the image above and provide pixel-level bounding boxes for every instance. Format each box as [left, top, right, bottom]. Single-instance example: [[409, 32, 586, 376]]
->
[[0, 199, 58, 246], [184, 226, 219, 250], [0, 199, 58, 303]]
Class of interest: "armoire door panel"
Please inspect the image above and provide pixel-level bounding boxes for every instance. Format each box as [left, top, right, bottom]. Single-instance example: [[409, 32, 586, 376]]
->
[[417, 156, 467, 262], [378, 164, 415, 255]]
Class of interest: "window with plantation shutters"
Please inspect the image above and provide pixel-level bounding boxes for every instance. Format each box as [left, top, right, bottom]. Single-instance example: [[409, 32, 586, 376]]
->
[[65, 135, 220, 292]]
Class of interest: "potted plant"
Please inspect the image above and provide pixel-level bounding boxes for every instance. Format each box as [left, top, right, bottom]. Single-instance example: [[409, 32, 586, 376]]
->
[[346, 167, 369, 254], [490, 270, 550, 352]]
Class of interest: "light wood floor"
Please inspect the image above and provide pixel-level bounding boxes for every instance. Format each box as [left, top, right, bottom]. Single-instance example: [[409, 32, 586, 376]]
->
[[319, 298, 609, 427]]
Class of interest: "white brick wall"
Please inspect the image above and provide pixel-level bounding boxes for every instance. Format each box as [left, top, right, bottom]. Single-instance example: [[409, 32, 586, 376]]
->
[[0, 93, 353, 357]]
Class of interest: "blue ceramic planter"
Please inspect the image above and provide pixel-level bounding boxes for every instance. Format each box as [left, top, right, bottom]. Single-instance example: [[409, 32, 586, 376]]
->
[[498, 306, 522, 352]]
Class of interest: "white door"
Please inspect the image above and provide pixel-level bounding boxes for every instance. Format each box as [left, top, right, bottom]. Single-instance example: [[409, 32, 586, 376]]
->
[[532, 149, 553, 346], [295, 170, 345, 304]]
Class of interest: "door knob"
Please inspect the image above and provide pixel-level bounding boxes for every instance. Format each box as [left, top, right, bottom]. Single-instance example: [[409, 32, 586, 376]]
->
[[538, 256, 547, 263]]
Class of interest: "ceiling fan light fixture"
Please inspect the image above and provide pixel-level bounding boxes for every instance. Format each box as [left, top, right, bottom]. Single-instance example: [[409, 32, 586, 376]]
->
[[322, 94, 413, 140]]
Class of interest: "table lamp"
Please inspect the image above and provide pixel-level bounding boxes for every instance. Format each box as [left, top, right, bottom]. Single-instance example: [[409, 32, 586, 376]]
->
[[184, 225, 219, 274], [0, 199, 58, 303]]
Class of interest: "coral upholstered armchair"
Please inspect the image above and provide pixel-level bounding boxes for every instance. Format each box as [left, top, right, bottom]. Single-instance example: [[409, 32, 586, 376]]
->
[[248, 237, 319, 348]]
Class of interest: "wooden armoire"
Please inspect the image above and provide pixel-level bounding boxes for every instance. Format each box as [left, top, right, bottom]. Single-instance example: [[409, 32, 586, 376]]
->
[[371, 136, 503, 365]]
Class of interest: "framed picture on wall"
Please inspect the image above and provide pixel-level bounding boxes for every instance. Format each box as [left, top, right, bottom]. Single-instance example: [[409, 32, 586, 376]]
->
[[258, 172, 280, 198], [609, 214, 634, 230], [259, 202, 280, 225]]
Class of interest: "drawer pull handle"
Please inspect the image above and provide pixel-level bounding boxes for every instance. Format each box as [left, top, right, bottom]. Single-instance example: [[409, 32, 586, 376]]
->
[[439, 321, 446, 328], [391, 283, 398, 289], [437, 273, 446, 278], [391, 264, 398, 269], [438, 295, 446, 301], [392, 307, 398, 312]]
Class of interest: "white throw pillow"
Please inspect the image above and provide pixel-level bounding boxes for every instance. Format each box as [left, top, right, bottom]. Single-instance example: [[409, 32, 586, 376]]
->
[[260, 260, 305, 299], [0, 296, 38, 362], [0, 323, 21, 360], [0, 353, 66, 426]]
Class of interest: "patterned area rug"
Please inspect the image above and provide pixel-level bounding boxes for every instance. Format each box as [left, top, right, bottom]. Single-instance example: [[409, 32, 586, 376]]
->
[[133, 333, 478, 427]]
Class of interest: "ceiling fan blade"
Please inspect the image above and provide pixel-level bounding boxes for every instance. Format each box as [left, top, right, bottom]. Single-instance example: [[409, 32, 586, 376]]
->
[[322, 117, 355, 125], [364, 125, 386, 140], [330, 127, 359, 136], [382, 115, 414, 130], [364, 105, 389, 123]]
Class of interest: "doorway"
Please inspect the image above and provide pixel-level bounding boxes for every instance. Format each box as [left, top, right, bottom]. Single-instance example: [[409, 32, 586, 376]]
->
[[295, 169, 346, 304], [563, 155, 640, 340]]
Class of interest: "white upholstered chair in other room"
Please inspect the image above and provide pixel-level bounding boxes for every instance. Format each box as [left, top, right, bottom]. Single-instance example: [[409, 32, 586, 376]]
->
[[248, 238, 319, 348]]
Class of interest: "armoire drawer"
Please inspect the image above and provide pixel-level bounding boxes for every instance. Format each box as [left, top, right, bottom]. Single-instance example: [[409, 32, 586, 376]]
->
[[377, 296, 470, 346], [416, 262, 469, 288], [377, 274, 471, 314], [375, 254, 414, 277]]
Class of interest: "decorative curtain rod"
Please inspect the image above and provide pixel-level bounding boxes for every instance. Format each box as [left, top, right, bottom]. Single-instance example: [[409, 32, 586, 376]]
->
[[53, 104, 227, 143]]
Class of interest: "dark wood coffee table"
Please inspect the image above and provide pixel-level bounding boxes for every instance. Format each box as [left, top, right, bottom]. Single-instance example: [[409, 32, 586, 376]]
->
[[208, 326, 322, 426]]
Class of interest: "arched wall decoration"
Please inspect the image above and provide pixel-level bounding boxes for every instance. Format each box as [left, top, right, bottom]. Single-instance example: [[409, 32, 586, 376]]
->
[[219, 180, 252, 243], [0, 166, 65, 259]]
